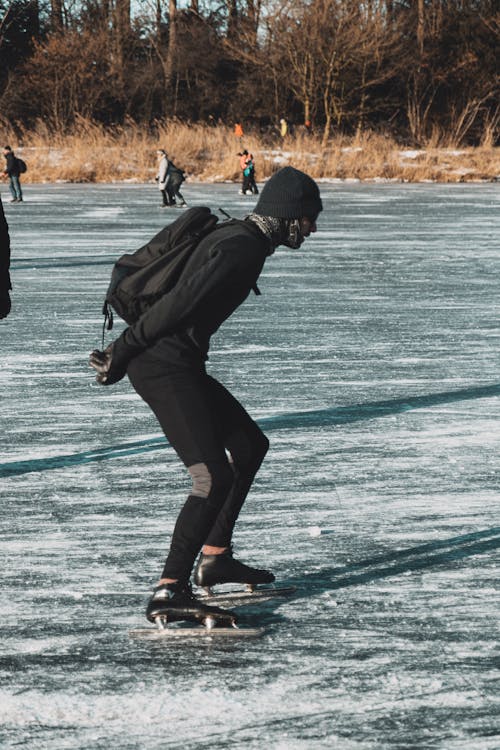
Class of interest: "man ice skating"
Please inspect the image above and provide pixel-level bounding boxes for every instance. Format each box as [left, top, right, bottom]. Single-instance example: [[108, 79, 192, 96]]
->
[[156, 149, 173, 207], [3, 146, 23, 203], [89, 166, 322, 628], [156, 149, 187, 208], [166, 159, 187, 207]]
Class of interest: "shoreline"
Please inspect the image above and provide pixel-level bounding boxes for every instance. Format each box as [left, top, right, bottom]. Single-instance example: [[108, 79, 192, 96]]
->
[[3, 128, 499, 185], [8, 173, 499, 186]]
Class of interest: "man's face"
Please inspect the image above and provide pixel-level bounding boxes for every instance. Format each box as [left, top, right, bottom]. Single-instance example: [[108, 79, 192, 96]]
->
[[300, 216, 318, 238], [283, 215, 319, 249]]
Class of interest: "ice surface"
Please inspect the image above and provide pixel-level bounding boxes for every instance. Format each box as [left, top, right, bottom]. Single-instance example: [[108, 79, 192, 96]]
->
[[1, 181, 499, 749]]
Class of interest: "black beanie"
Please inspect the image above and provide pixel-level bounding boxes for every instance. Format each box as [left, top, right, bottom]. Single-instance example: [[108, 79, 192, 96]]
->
[[254, 166, 323, 219]]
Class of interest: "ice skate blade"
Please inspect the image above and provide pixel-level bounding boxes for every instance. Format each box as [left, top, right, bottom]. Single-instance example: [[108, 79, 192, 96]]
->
[[130, 626, 265, 639], [198, 586, 296, 608]]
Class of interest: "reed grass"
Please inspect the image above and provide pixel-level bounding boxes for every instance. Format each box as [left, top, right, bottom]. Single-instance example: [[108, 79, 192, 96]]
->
[[1, 118, 498, 184]]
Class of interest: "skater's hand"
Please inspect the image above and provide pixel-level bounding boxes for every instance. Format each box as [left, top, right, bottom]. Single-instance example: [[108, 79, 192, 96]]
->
[[89, 343, 127, 385], [0, 291, 11, 319]]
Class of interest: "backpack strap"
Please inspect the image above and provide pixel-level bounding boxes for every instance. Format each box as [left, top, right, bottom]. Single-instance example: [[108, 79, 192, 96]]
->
[[102, 302, 114, 347], [234, 218, 265, 296], [217, 213, 264, 297]]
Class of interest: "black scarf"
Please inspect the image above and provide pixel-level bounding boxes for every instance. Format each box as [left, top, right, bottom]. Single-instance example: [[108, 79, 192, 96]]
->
[[246, 214, 302, 253]]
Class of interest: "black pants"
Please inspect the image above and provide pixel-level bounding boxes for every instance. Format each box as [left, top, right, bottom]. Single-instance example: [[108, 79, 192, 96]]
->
[[242, 170, 258, 195], [160, 188, 174, 206], [167, 179, 186, 205], [127, 358, 269, 582]]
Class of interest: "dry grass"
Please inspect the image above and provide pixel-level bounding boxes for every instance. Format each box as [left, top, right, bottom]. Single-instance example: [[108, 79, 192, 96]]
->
[[1, 118, 498, 184]]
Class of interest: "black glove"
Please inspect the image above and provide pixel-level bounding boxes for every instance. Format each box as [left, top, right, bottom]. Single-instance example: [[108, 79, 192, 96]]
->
[[89, 342, 128, 385], [0, 291, 11, 319]]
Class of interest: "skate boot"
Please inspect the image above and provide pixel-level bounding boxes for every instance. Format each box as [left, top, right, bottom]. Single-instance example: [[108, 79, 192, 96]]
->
[[146, 581, 236, 630], [194, 548, 275, 593]]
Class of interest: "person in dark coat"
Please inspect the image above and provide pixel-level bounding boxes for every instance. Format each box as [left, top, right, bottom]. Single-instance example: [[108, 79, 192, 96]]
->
[[0, 196, 12, 319], [89, 167, 322, 624], [3, 146, 23, 203], [166, 159, 187, 207]]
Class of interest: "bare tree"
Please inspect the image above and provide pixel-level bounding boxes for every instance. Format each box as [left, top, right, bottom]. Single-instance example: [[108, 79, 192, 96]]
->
[[50, 0, 64, 30], [109, 0, 131, 91], [0, 0, 498, 142], [266, 0, 324, 129], [417, 0, 424, 55], [12, 29, 112, 129], [269, 0, 400, 145]]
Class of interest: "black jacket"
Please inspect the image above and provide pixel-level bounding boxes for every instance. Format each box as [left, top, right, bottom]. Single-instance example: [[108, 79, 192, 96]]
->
[[167, 162, 185, 186], [115, 219, 269, 369], [4, 152, 20, 177], [0, 197, 11, 292]]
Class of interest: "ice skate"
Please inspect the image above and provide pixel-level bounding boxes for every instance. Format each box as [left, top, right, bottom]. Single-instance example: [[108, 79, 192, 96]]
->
[[194, 548, 275, 594], [146, 581, 236, 630]]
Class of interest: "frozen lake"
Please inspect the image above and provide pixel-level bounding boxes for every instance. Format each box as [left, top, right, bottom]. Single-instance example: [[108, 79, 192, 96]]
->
[[1, 180, 499, 749]]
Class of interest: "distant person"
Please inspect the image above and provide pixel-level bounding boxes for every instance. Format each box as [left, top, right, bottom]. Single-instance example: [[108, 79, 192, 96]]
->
[[238, 150, 258, 195], [238, 150, 250, 194], [244, 153, 259, 195], [166, 159, 187, 207], [0, 196, 12, 319], [156, 149, 173, 207], [89, 167, 323, 629], [279, 119, 288, 139], [247, 154, 259, 195], [234, 122, 244, 140], [2, 146, 23, 203]]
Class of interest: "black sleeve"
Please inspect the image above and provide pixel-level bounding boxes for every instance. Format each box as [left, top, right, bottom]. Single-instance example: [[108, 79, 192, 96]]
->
[[0, 198, 12, 292], [118, 237, 263, 355], [4, 153, 15, 176]]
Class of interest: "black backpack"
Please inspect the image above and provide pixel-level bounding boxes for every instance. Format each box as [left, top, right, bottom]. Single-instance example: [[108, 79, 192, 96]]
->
[[16, 157, 27, 174], [168, 161, 185, 181], [102, 206, 219, 337]]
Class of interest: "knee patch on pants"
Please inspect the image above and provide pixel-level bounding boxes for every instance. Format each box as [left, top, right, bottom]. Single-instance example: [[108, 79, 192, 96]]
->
[[188, 461, 234, 500], [188, 463, 212, 498]]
